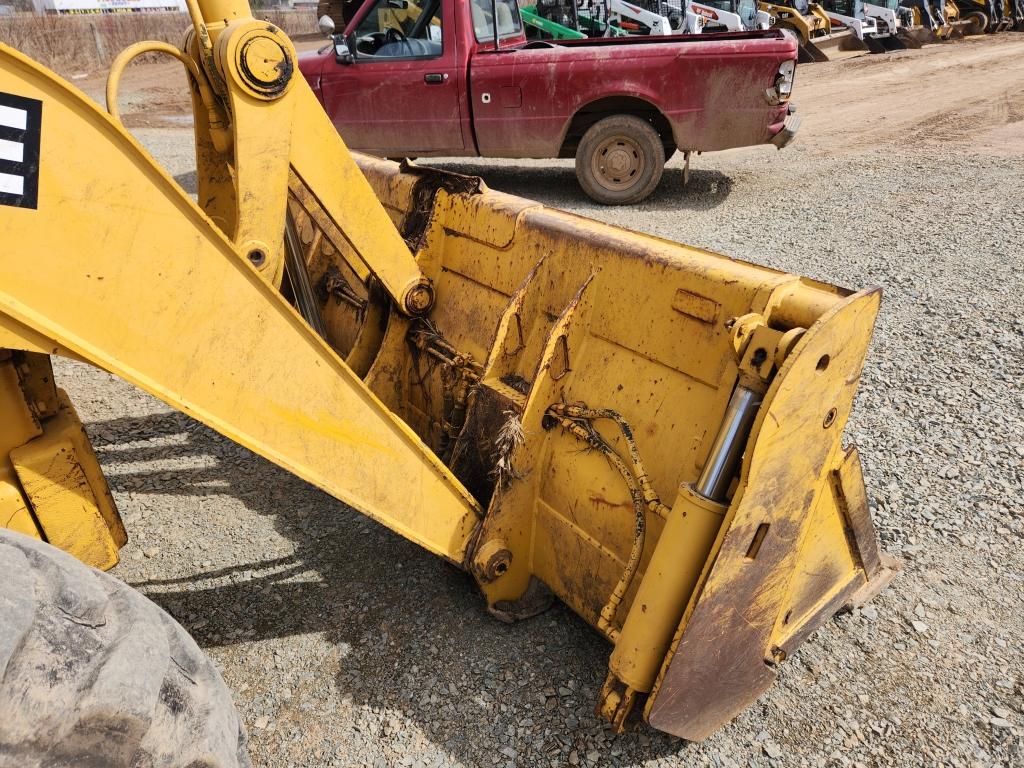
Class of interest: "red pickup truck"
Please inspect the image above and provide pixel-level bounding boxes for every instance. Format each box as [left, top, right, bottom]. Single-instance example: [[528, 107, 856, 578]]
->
[[300, 0, 799, 204]]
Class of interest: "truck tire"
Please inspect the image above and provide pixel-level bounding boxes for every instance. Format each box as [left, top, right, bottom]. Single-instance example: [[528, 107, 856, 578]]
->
[[0, 529, 250, 768], [575, 114, 666, 205]]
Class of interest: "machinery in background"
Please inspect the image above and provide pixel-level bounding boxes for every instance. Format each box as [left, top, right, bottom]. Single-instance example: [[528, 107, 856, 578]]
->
[[813, 0, 881, 45], [864, 0, 918, 48], [947, 0, 1014, 32], [690, 0, 773, 31], [526, 0, 769, 37], [758, 0, 865, 61]]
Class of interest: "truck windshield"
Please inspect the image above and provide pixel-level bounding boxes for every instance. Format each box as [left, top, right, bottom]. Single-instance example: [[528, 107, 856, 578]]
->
[[471, 0, 523, 42], [828, 0, 863, 16], [736, 0, 756, 24], [352, 0, 444, 57]]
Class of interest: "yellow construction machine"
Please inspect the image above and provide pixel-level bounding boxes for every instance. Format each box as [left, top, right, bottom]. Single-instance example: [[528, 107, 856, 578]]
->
[[0, 0, 896, 747], [759, 1, 867, 61]]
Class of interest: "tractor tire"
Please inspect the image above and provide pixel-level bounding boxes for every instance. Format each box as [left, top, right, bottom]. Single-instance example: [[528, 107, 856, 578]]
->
[[575, 114, 665, 205], [0, 529, 250, 768], [963, 11, 988, 33]]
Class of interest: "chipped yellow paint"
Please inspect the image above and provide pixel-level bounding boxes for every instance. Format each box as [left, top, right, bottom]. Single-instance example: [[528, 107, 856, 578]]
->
[[12, 436, 120, 570], [0, 37, 481, 564], [0, 356, 121, 565]]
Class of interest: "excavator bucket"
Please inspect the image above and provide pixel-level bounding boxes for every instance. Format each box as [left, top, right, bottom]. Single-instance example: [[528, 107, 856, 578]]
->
[[0, 0, 896, 741]]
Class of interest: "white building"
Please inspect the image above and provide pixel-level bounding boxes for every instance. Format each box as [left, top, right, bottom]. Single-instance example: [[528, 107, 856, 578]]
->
[[30, 0, 187, 13]]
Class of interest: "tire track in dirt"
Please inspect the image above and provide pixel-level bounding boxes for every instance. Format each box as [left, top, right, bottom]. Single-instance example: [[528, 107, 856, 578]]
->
[[793, 33, 1024, 155]]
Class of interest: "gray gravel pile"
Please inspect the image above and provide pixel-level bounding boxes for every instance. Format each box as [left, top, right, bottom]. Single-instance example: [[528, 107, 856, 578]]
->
[[53, 132, 1023, 767]]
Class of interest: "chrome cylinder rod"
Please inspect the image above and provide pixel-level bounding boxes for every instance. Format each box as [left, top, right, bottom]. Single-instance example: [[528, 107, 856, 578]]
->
[[694, 385, 763, 502]]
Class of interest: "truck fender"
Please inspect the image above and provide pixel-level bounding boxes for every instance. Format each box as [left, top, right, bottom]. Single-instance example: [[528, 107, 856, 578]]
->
[[557, 95, 676, 159]]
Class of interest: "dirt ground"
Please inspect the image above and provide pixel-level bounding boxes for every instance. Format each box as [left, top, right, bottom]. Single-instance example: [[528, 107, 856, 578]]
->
[[48, 31, 1024, 768], [793, 34, 1024, 155]]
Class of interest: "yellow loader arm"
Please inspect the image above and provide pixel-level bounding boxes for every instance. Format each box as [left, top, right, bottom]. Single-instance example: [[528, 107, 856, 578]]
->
[[0, 0, 896, 741]]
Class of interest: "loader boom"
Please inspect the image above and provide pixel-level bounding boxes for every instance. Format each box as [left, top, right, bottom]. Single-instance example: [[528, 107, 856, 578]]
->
[[0, 0, 895, 742]]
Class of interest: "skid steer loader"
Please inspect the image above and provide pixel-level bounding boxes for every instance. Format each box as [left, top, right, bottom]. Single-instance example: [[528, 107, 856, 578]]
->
[[759, 0, 865, 60], [900, 0, 966, 38], [0, 0, 896, 749], [690, 0, 773, 31]]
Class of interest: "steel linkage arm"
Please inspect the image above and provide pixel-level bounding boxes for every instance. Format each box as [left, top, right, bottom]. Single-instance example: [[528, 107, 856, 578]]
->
[[105, 0, 434, 314], [0, 41, 479, 563]]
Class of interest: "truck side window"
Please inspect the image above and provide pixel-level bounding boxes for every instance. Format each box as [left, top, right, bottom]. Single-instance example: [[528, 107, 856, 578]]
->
[[471, 0, 523, 42], [352, 0, 444, 59]]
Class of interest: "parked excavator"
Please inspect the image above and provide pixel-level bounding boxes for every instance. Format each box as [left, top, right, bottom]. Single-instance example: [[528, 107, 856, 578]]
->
[[0, 0, 896, 758]]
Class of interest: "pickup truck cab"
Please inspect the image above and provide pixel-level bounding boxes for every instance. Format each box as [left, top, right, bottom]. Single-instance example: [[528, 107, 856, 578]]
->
[[300, 0, 799, 204]]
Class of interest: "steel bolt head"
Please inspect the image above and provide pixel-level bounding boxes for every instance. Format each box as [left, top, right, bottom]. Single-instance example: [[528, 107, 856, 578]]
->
[[404, 282, 435, 315]]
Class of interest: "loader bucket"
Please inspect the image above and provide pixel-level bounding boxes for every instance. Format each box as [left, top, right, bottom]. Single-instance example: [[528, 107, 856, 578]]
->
[[347, 157, 898, 738], [0, 32, 896, 741], [896, 26, 936, 45], [802, 30, 869, 60], [868, 34, 909, 51]]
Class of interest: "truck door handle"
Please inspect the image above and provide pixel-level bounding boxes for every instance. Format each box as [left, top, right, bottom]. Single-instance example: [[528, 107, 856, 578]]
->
[[423, 73, 446, 84]]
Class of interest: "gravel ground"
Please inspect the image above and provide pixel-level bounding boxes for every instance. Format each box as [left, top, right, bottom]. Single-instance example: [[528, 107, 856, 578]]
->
[[49, 37, 1024, 768]]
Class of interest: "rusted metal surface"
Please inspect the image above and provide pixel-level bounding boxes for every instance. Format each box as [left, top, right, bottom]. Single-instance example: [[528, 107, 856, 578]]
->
[[645, 289, 895, 740], [398, 164, 482, 252], [831, 446, 883, 578]]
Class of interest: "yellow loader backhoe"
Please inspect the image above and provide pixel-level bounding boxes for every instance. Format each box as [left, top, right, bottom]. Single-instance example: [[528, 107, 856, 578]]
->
[[0, 0, 896, 753]]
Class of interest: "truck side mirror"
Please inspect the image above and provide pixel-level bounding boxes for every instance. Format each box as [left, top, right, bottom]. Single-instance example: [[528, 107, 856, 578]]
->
[[317, 14, 336, 37]]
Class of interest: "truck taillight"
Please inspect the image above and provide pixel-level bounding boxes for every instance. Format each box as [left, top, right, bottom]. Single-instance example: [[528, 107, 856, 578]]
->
[[765, 59, 796, 105]]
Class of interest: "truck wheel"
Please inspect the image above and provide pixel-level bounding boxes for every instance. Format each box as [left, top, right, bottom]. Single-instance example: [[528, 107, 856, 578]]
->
[[575, 115, 666, 205], [0, 529, 250, 768]]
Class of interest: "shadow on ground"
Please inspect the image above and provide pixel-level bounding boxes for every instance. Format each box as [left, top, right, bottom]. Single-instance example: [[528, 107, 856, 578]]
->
[[427, 162, 734, 212], [91, 410, 684, 766], [173, 164, 733, 214]]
